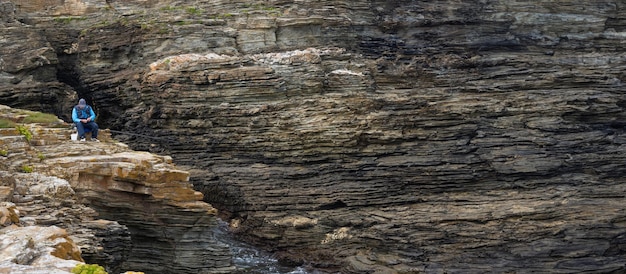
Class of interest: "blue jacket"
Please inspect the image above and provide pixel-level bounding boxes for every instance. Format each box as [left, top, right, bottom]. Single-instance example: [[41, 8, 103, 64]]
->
[[72, 105, 96, 123]]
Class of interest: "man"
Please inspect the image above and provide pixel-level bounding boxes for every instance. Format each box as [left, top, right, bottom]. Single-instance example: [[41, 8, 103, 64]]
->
[[72, 98, 99, 142]]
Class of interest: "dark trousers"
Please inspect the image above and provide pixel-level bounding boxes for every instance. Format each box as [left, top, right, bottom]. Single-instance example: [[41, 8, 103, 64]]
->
[[76, 121, 99, 139]]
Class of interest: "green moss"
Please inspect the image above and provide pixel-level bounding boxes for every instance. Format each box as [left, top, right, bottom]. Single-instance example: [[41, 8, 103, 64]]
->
[[37, 152, 45, 161], [0, 118, 16, 128], [185, 7, 204, 15], [15, 125, 32, 142], [21, 165, 33, 173], [54, 16, 87, 24], [138, 19, 169, 33], [71, 264, 108, 274], [242, 3, 280, 11], [160, 5, 178, 12], [0, 149, 7, 157]]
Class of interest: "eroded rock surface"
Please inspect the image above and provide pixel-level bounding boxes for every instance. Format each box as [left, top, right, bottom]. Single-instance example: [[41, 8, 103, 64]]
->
[[0, 225, 82, 274], [0, 105, 232, 273], [2, 0, 626, 273]]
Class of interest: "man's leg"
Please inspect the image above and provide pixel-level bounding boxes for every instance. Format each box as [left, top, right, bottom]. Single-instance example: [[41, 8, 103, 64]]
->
[[86, 122, 99, 139], [75, 122, 86, 139]]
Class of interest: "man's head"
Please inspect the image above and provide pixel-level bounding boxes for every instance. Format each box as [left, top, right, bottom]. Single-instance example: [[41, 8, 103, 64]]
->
[[78, 98, 86, 109]]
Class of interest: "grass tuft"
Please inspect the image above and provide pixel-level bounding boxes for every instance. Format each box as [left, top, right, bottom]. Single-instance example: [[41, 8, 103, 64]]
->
[[21, 165, 33, 173], [54, 16, 87, 24], [16, 125, 33, 142], [0, 118, 16, 128], [22, 112, 59, 124]]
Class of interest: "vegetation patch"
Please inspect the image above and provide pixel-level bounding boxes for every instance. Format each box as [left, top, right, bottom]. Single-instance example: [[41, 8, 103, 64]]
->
[[54, 16, 87, 24], [22, 111, 59, 123], [138, 18, 169, 33], [0, 149, 7, 157], [159, 5, 178, 12], [71, 264, 107, 274], [21, 165, 33, 173], [16, 125, 33, 142], [0, 118, 16, 128], [185, 7, 204, 15], [160, 5, 204, 15]]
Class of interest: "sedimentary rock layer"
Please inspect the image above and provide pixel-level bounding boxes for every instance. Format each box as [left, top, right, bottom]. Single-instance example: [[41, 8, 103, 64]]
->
[[0, 105, 233, 273], [2, 0, 626, 273]]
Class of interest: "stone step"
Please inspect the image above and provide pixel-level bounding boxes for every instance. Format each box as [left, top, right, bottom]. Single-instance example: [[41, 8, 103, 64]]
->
[[0, 135, 26, 146], [0, 128, 18, 136]]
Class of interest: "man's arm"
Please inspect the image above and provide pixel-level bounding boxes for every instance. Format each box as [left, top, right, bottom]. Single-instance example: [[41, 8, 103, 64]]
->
[[88, 107, 96, 122], [72, 108, 80, 123]]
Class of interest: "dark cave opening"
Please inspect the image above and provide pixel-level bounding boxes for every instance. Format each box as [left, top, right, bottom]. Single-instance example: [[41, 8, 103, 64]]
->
[[56, 54, 91, 106]]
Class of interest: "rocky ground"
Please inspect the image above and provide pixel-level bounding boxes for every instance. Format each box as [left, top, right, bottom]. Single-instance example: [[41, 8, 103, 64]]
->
[[0, 104, 233, 273], [1, 0, 626, 273]]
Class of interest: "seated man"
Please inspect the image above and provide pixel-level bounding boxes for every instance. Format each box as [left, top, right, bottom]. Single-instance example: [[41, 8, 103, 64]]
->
[[72, 98, 99, 142]]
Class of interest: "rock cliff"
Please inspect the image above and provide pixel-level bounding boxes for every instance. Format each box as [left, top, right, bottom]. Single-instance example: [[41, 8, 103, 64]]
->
[[2, 0, 626, 273], [0, 105, 232, 273]]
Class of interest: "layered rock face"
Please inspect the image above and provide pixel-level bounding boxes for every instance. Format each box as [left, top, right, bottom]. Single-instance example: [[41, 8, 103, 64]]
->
[[0, 105, 232, 273], [3, 0, 626, 273], [0, 2, 76, 120]]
